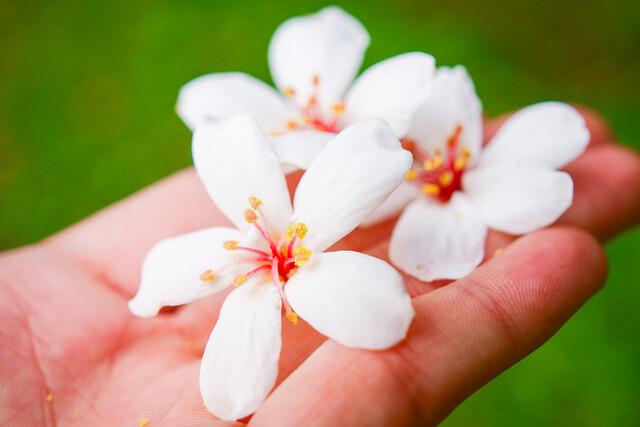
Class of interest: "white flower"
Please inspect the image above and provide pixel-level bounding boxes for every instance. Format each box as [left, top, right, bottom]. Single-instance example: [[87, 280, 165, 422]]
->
[[364, 66, 590, 281], [128, 114, 414, 420], [176, 6, 435, 171]]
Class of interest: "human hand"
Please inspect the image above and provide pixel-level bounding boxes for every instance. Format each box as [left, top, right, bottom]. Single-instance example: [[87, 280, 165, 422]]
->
[[1, 109, 638, 426]]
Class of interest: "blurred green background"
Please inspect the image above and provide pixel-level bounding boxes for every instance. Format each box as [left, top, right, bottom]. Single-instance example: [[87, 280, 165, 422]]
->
[[1, 0, 638, 424]]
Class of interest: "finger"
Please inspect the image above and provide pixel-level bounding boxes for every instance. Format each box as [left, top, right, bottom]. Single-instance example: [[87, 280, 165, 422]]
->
[[250, 227, 607, 426], [559, 144, 640, 241], [483, 104, 615, 147]]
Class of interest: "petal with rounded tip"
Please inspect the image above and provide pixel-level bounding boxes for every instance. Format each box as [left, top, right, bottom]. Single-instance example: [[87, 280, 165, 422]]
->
[[176, 72, 297, 132], [128, 227, 247, 318], [406, 65, 483, 162], [268, 6, 369, 117], [388, 194, 488, 281], [464, 162, 574, 235], [192, 114, 293, 235], [291, 119, 412, 252], [480, 102, 590, 169], [341, 52, 436, 138], [200, 278, 282, 421], [286, 251, 414, 350]]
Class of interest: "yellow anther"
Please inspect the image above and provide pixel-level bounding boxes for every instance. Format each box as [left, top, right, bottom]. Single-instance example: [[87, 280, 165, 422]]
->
[[233, 274, 248, 287], [140, 420, 149, 426], [460, 147, 471, 158], [332, 101, 346, 115], [287, 312, 299, 325], [249, 196, 263, 210], [421, 184, 440, 196], [454, 157, 467, 171], [406, 170, 418, 180], [287, 120, 296, 130], [199, 270, 216, 282], [293, 247, 312, 267], [312, 75, 320, 86], [223, 240, 238, 250], [285, 222, 308, 240], [423, 156, 443, 172], [299, 117, 313, 125], [493, 248, 503, 257], [244, 209, 258, 223], [283, 88, 295, 97], [439, 171, 454, 187], [46, 394, 52, 403]]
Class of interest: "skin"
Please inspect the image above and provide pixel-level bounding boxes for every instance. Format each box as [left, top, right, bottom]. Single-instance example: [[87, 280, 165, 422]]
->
[[1, 109, 639, 426]]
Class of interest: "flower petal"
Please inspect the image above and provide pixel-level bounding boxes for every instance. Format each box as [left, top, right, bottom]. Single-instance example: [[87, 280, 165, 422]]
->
[[286, 251, 413, 350], [291, 119, 412, 252], [341, 52, 436, 137], [270, 130, 333, 171], [406, 65, 483, 162], [192, 114, 293, 234], [480, 102, 590, 169], [176, 72, 298, 132], [360, 180, 422, 227], [268, 6, 369, 117], [200, 278, 282, 421], [388, 194, 488, 281], [128, 227, 247, 318], [463, 162, 574, 235]]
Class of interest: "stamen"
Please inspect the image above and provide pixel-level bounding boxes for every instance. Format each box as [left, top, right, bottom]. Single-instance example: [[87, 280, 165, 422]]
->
[[46, 394, 53, 403], [199, 270, 216, 281], [249, 196, 262, 210], [312, 75, 320, 86], [233, 274, 248, 286], [422, 184, 440, 195], [287, 120, 296, 130], [293, 247, 312, 267], [493, 248, 503, 257], [439, 171, 454, 187], [406, 170, 418, 180], [454, 158, 467, 171], [244, 209, 258, 223], [332, 102, 345, 116], [139, 420, 149, 426], [283, 88, 295, 97], [285, 222, 308, 240], [223, 240, 238, 250], [286, 312, 299, 325], [424, 156, 443, 172]]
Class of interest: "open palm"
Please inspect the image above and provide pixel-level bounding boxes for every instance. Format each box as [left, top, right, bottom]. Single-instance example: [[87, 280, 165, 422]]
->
[[1, 110, 639, 426]]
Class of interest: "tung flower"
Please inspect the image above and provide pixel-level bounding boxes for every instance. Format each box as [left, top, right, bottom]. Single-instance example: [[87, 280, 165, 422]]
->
[[128, 115, 414, 420], [363, 66, 590, 281], [176, 6, 435, 171]]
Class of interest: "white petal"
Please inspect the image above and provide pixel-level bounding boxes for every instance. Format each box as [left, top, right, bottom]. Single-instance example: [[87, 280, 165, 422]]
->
[[481, 102, 590, 169], [360, 180, 421, 227], [270, 130, 333, 171], [192, 114, 293, 234], [341, 52, 436, 138], [128, 227, 247, 318], [406, 65, 483, 162], [200, 278, 282, 421], [268, 6, 369, 117], [291, 119, 412, 252], [463, 162, 574, 235], [176, 72, 298, 132], [388, 194, 488, 281], [286, 251, 413, 350]]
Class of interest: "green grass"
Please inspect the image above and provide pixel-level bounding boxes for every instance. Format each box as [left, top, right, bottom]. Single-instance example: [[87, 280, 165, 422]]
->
[[1, 0, 638, 424]]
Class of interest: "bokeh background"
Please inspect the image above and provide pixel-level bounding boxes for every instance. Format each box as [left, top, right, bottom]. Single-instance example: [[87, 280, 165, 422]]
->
[[1, 0, 638, 424]]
